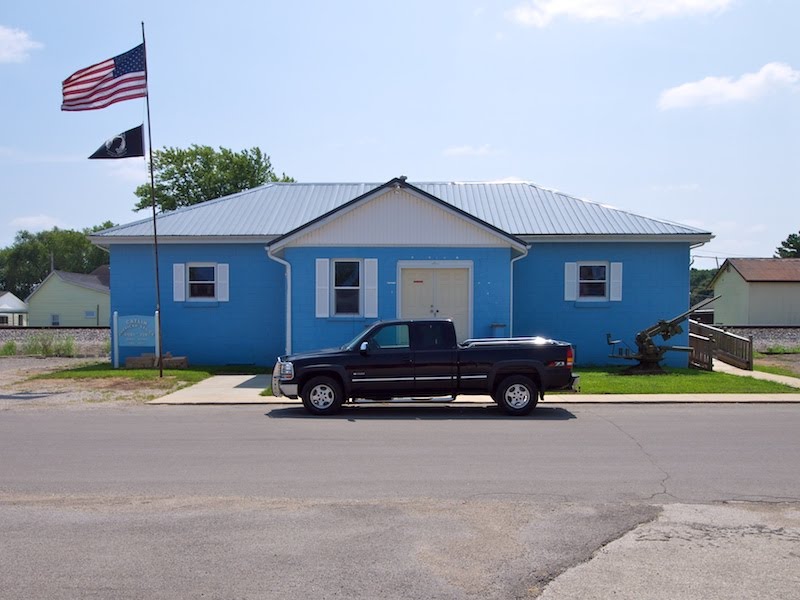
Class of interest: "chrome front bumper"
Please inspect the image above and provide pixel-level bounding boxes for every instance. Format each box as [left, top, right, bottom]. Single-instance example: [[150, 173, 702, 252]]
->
[[271, 362, 298, 398]]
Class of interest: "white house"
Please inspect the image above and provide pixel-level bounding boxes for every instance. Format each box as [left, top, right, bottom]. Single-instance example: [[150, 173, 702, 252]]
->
[[0, 291, 27, 327], [712, 258, 800, 325]]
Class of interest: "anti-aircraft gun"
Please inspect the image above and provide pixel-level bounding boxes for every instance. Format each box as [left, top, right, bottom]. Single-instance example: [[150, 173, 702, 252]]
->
[[606, 296, 719, 374]]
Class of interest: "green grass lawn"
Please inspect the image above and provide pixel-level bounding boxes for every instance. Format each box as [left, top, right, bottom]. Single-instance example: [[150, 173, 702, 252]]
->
[[32, 362, 268, 385], [569, 367, 796, 394], [754, 364, 800, 379], [32, 362, 796, 395]]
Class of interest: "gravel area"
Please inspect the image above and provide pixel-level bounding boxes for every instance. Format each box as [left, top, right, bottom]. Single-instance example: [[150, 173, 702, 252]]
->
[[0, 356, 180, 412], [722, 327, 800, 352], [0, 328, 109, 357]]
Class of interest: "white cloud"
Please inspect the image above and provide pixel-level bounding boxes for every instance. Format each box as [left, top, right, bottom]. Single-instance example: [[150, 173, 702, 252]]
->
[[443, 144, 493, 157], [658, 62, 800, 109], [0, 25, 43, 63], [10, 215, 65, 231], [507, 0, 732, 27]]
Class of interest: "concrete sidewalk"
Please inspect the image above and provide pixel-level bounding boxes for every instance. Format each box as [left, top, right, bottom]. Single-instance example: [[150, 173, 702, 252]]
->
[[712, 358, 800, 388], [148, 363, 800, 405]]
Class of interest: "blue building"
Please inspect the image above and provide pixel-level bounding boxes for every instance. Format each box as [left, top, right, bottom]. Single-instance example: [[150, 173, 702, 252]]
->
[[91, 177, 712, 367]]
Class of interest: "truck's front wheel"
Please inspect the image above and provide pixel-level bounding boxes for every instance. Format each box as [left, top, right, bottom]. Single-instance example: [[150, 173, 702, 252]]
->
[[301, 376, 344, 415], [495, 376, 538, 416]]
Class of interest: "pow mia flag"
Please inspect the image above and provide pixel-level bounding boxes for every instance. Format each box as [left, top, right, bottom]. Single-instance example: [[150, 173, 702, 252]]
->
[[88, 125, 144, 159]]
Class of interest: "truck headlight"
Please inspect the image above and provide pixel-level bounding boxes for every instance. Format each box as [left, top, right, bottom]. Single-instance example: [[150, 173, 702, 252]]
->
[[279, 361, 294, 380]]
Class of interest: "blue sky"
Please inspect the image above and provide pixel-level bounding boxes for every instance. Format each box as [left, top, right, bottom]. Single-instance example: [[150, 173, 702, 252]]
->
[[1, 0, 797, 268]]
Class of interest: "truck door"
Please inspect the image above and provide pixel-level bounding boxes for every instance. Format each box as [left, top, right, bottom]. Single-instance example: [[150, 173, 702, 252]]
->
[[347, 323, 415, 398], [411, 322, 457, 396]]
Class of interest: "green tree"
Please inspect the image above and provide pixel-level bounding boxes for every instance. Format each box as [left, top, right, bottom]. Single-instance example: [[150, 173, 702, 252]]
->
[[775, 231, 800, 258], [133, 145, 293, 212], [0, 223, 114, 298], [690, 268, 717, 306]]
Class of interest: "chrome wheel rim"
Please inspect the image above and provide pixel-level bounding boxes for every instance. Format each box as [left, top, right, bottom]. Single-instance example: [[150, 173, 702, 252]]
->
[[504, 384, 531, 409], [309, 384, 335, 409]]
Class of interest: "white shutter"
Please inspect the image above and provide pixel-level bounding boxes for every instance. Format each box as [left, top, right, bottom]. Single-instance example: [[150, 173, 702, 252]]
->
[[173, 264, 185, 302], [217, 263, 229, 302], [610, 262, 623, 301], [564, 262, 577, 301], [364, 259, 378, 318], [315, 258, 330, 318]]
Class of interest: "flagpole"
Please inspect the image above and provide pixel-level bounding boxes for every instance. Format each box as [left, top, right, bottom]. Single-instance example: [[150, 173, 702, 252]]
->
[[141, 22, 164, 378]]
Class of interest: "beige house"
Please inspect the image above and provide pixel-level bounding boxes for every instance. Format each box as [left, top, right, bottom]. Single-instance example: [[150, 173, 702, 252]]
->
[[711, 258, 800, 325], [0, 291, 28, 326], [26, 266, 110, 327]]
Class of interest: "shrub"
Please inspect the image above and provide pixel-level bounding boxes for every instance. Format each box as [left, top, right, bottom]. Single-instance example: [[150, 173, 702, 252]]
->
[[1, 340, 17, 356], [22, 333, 56, 356], [763, 345, 800, 355], [53, 337, 76, 357], [22, 334, 44, 356]]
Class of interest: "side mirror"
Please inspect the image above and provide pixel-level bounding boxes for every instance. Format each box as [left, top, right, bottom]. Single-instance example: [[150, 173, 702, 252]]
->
[[359, 341, 369, 355]]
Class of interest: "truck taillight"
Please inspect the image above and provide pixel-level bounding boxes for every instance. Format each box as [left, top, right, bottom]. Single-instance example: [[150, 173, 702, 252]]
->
[[566, 347, 574, 368]]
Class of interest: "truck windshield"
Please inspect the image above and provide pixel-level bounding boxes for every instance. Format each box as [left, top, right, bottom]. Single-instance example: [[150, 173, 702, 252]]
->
[[341, 324, 377, 350]]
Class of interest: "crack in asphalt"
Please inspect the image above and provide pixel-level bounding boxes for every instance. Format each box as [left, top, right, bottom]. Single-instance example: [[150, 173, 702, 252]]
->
[[588, 410, 679, 502]]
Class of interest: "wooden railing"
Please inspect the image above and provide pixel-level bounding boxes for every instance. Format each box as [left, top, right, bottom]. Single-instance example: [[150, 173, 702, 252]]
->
[[688, 332, 714, 370], [689, 320, 754, 370]]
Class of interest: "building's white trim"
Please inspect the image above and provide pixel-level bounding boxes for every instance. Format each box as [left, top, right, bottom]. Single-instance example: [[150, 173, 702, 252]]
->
[[90, 235, 280, 247], [524, 234, 713, 244], [510, 246, 529, 336], [267, 247, 292, 355], [91, 232, 712, 248]]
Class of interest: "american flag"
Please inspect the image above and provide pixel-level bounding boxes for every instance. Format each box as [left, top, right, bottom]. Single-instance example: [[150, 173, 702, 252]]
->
[[61, 44, 147, 111]]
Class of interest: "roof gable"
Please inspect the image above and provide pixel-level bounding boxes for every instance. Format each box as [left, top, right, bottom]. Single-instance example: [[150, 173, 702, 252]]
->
[[270, 178, 526, 252], [26, 270, 110, 302]]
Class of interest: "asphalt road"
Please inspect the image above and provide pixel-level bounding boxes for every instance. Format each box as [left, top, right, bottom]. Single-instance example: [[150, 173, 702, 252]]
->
[[2, 403, 799, 599]]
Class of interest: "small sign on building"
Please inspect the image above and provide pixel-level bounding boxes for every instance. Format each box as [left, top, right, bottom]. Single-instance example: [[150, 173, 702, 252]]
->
[[113, 312, 160, 368]]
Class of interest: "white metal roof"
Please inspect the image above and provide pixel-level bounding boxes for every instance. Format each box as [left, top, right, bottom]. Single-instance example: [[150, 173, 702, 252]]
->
[[91, 180, 712, 242]]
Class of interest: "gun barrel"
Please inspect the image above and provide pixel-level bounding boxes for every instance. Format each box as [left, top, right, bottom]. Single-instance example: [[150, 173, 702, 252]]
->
[[667, 295, 721, 326], [640, 295, 721, 340]]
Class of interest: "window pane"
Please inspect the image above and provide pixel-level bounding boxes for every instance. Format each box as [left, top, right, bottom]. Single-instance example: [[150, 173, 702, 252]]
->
[[579, 265, 606, 281], [335, 289, 359, 314], [416, 323, 453, 350], [579, 282, 606, 297], [335, 262, 360, 287], [372, 325, 409, 349], [190, 283, 216, 298], [189, 266, 215, 282]]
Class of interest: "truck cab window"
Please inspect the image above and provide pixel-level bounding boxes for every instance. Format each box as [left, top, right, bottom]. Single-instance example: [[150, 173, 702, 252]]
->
[[370, 324, 410, 350], [414, 322, 455, 350]]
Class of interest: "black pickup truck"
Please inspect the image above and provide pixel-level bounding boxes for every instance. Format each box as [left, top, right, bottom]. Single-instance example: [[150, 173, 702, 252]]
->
[[273, 319, 578, 416]]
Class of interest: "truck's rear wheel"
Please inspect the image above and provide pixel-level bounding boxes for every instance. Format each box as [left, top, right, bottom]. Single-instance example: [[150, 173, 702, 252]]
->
[[301, 376, 344, 415], [495, 376, 538, 416]]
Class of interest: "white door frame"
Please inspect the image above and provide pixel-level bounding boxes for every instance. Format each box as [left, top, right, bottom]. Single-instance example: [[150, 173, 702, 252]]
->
[[396, 260, 473, 339]]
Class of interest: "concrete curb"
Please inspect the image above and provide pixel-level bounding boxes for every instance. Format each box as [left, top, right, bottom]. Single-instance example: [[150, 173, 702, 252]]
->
[[147, 374, 800, 405]]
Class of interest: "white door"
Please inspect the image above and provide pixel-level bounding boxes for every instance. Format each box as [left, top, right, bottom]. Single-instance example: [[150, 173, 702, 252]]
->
[[400, 268, 470, 341]]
